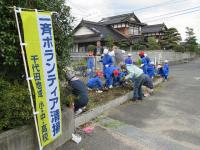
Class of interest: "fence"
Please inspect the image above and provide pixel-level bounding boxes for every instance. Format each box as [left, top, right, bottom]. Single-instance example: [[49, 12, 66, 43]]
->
[[70, 50, 195, 72]]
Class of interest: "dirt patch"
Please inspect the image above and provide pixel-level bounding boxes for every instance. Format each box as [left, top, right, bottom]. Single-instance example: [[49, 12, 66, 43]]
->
[[86, 86, 132, 110]]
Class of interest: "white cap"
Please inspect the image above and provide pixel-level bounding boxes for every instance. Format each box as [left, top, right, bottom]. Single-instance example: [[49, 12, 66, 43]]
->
[[103, 48, 109, 54], [164, 60, 168, 63], [150, 61, 154, 65], [128, 53, 131, 56]]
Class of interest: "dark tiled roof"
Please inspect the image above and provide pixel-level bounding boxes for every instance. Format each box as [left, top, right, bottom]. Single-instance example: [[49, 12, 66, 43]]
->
[[99, 12, 141, 25], [74, 20, 127, 42], [142, 24, 167, 34]]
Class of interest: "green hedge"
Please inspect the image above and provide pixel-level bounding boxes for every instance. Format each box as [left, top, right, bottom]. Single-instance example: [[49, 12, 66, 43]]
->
[[0, 78, 33, 131]]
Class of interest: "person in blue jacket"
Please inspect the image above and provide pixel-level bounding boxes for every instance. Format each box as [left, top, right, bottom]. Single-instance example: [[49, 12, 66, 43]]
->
[[144, 53, 151, 65], [147, 62, 156, 79], [104, 65, 119, 88], [112, 67, 122, 87], [102, 48, 113, 88], [139, 51, 148, 74], [102, 48, 113, 69], [64, 68, 88, 112], [157, 64, 165, 79], [86, 52, 94, 79], [125, 53, 133, 64], [87, 71, 103, 93], [163, 60, 169, 80]]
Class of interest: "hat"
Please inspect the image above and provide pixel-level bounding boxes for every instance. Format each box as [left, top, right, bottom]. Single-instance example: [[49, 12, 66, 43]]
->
[[150, 61, 154, 65], [103, 48, 109, 54], [144, 53, 147, 57], [113, 69, 119, 77], [139, 51, 144, 56], [63, 67, 75, 81], [128, 53, 131, 56], [164, 60, 168, 63]]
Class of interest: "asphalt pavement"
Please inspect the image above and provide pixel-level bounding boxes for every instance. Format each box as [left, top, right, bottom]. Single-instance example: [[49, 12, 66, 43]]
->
[[58, 59, 200, 150]]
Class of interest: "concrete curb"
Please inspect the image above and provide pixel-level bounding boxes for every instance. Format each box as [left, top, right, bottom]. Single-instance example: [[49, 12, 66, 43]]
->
[[75, 78, 163, 128]]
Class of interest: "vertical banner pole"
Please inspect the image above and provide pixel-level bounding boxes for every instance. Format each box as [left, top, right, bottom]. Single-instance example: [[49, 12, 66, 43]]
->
[[14, 6, 43, 150]]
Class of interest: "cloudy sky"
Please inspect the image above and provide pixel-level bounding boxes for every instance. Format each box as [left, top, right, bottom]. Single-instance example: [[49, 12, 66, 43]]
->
[[66, 0, 200, 42]]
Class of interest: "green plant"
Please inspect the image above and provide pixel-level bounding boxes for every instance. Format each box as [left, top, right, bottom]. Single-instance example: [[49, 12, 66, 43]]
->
[[0, 0, 74, 81], [138, 44, 147, 50], [184, 27, 198, 52], [0, 78, 32, 131], [105, 35, 114, 49], [117, 39, 129, 49], [160, 27, 182, 50], [147, 37, 160, 50], [87, 44, 96, 51]]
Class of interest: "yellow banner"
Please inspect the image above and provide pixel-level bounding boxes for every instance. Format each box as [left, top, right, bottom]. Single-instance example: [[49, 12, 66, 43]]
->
[[20, 11, 62, 147]]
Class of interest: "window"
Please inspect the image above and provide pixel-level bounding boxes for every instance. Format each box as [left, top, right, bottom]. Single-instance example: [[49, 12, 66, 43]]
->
[[134, 27, 139, 35], [128, 27, 134, 35]]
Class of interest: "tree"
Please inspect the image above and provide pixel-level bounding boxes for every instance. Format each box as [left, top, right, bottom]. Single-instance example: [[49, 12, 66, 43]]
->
[[184, 27, 198, 52], [0, 0, 74, 81], [87, 44, 96, 52], [117, 39, 129, 50], [147, 37, 160, 50], [105, 36, 114, 49], [161, 27, 182, 50]]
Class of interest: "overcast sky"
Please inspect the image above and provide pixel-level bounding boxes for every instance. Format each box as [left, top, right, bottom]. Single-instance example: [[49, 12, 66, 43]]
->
[[66, 0, 200, 42]]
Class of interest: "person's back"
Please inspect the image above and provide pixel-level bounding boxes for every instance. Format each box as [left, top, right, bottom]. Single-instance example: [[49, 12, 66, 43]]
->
[[69, 79, 88, 99], [144, 54, 151, 65], [139, 52, 148, 74], [87, 76, 102, 89], [147, 64, 155, 78], [126, 64, 143, 80], [125, 57, 132, 64], [113, 46, 124, 65], [163, 63, 169, 76], [87, 57, 94, 69], [102, 54, 113, 66]]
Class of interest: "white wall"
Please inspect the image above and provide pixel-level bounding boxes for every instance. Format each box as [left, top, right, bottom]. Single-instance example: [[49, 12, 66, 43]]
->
[[74, 26, 94, 36]]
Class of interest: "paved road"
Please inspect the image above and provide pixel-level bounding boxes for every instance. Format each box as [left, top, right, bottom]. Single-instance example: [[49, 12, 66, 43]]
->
[[58, 59, 200, 150]]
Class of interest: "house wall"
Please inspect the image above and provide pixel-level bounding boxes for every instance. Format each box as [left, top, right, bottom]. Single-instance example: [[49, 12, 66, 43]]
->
[[74, 26, 94, 36], [116, 27, 129, 36]]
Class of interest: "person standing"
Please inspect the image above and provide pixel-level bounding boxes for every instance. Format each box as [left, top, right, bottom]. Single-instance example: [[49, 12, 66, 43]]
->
[[163, 60, 169, 80], [112, 46, 125, 66], [86, 52, 94, 79], [125, 53, 133, 64], [139, 51, 148, 74], [144, 53, 151, 65], [102, 49, 113, 88]]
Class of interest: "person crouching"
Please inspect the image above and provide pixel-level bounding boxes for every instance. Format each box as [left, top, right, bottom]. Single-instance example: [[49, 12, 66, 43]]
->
[[64, 67, 88, 114], [87, 71, 103, 93], [121, 64, 153, 101]]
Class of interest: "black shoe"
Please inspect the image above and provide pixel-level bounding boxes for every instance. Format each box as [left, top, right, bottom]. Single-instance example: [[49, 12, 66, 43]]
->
[[138, 97, 143, 100], [131, 98, 137, 101]]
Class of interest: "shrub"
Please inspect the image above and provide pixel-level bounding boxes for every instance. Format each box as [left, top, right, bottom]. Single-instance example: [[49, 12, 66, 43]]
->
[[0, 78, 33, 131], [87, 45, 96, 51]]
